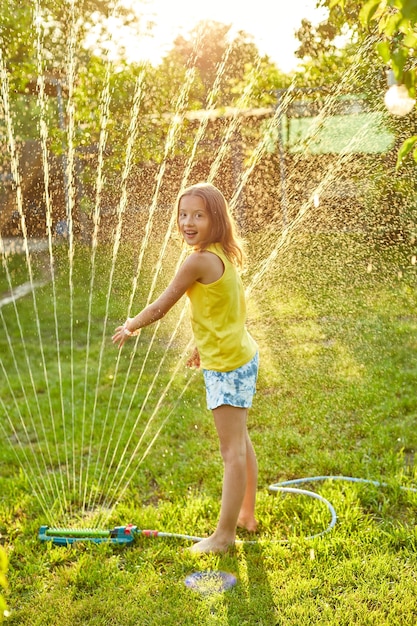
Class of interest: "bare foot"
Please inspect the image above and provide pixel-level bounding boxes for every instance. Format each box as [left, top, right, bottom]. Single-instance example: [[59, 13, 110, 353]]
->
[[237, 516, 258, 533], [188, 535, 235, 554]]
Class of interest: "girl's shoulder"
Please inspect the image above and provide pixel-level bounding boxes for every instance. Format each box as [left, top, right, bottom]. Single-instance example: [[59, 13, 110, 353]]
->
[[187, 248, 224, 284]]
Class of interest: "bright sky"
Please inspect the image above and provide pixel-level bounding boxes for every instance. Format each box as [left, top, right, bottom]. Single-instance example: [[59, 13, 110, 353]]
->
[[120, 0, 329, 72]]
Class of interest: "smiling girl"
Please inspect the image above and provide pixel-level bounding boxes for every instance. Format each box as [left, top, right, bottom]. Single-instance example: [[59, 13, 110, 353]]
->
[[112, 182, 259, 553]]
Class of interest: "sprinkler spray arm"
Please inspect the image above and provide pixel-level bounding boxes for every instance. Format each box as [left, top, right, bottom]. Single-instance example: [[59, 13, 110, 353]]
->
[[38, 524, 139, 545]]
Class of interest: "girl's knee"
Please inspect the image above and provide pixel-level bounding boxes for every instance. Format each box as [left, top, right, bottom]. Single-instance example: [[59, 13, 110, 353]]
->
[[219, 442, 246, 466]]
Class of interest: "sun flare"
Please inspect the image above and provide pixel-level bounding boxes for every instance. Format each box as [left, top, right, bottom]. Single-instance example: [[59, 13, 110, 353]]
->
[[105, 0, 327, 72]]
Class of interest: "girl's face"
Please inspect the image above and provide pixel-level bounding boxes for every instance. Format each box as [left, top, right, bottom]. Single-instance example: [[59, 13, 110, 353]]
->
[[178, 195, 211, 248]]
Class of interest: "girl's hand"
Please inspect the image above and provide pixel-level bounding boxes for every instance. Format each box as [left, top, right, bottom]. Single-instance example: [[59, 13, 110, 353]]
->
[[186, 346, 200, 369], [112, 319, 140, 348], [112, 325, 129, 348]]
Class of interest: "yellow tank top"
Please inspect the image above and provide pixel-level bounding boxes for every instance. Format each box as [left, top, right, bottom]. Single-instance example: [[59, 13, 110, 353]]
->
[[186, 243, 257, 371]]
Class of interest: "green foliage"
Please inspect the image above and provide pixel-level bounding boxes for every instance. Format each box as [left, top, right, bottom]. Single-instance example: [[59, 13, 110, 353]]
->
[[396, 134, 417, 168], [359, 0, 416, 90], [0, 2, 286, 186], [0, 0, 145, 72], [329, 0, 417, 166], [0, 546, 7, 624], [293, 0, 376, 88], [160, 20, 286, 108]]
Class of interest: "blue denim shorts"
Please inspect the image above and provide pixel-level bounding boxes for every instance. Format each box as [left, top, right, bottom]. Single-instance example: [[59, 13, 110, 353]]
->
[[202, 352, 259, 410]]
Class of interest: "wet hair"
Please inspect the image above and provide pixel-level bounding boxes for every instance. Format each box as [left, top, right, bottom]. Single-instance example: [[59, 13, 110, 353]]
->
[[175, 182, 244, 268]]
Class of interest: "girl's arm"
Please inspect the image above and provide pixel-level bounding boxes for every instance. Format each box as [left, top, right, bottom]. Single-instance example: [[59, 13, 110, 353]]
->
[[112, 252, 205, 348]]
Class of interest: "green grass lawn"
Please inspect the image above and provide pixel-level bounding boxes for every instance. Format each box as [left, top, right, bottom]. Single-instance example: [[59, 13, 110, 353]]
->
[[1, 232, 417, 625]]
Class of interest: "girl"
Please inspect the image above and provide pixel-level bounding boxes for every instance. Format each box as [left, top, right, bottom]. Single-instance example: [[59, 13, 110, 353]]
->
[[112, 182, 259, 554]]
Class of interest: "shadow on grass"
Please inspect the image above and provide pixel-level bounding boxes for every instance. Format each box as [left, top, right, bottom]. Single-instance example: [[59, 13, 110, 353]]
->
[[218, 541, 277, 625]]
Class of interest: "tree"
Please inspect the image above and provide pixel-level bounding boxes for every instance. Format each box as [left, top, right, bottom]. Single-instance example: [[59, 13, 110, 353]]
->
[[160, 20, 282, 108], [328, 0, 417, 166], [0, 0, 144, 70], [292, 0, 387, 96], [0, 1, 150, 140], [289, 0, 416, 245], [293, 17, 359, 86], [0, 2, 290, 217], [358, 0, 417, 166]]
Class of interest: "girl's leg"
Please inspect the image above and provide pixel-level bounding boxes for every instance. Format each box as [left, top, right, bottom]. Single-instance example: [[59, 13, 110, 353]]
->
[[237, 430, 258, 532], [189, 405, 257, 554]]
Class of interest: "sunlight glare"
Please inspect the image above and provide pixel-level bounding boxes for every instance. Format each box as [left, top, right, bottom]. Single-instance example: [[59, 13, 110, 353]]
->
[[95, 0, 328, 71]]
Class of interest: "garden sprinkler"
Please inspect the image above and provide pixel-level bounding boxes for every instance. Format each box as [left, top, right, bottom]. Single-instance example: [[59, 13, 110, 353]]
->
[[38, 524, 139, 545], [38, 523, 203, 546]]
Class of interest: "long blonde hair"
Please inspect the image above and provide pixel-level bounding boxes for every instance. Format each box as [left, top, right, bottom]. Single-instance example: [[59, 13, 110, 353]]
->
[[175, 183, 245, 268]]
